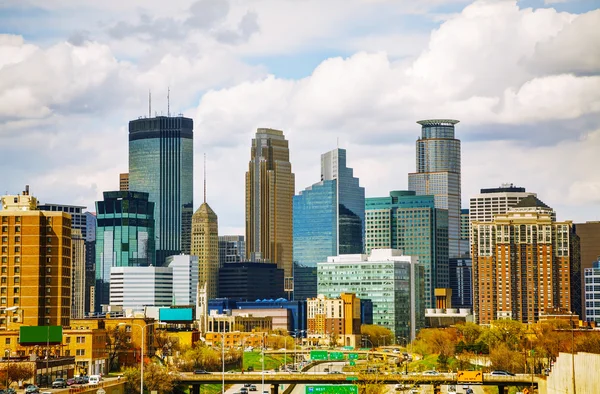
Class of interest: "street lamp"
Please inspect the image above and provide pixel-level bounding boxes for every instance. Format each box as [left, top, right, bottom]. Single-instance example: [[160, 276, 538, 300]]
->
[[118, 321, 166, 394], [261, 332, 266, 393], [221, 332, 225, 394]]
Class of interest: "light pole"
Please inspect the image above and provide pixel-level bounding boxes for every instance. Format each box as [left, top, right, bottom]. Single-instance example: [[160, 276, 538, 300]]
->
[[118, 321, 166, 394], [261, 332, 265, 393], [571, 311, 576, 394], [221, 332, 225, 394]]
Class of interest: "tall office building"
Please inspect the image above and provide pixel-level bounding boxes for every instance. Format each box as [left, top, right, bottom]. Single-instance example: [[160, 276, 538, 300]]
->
[[317, 249, 424, 339], [449, 258, 472, 309], [167, 254, 199, 306], [245, 128, 295, 288], [1, 188, 72, 327], [218, 262, 285, 300], [84, 212, 96, 315], [365, 191, 448, 308], [574, 222, 600, 320], [110, 266, 173, 310], [119, 173, 129, 191], [469, 184, 537, 223], [293, 148, 364, 299], [95, 191, 155, 311], [471, 196, 581, 324], [218, 235, 245, 265], [460, 209, 470, 257], [408, 119, 461, 258], [585, 259, 600, 323], [191, 200, 219, 300], [129, 116, 194, 264], [37, 204, 88, 319]]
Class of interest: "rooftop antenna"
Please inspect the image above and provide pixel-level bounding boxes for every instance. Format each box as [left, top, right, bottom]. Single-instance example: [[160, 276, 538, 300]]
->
[[203, 153, 207, 204], [337, 137, 339, 149], [149, 90, 152, 118], [167, 87, 170, 117]]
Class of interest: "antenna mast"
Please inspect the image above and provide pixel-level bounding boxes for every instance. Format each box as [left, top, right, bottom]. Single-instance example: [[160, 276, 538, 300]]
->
[[149, 90, 151, 118], [167, 87, 170, 117], [203, 153, 207, 204]]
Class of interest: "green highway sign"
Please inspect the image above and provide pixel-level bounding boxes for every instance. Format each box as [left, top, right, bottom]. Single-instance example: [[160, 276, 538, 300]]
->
[[306, 385, 358, 394], [345, 377, 358, 381], [310, 350, 329, 361], [343, 346, 354, 350], [348, 353, 359, 360], [330, 352, 344, 360], [349, 361, 356, 366]]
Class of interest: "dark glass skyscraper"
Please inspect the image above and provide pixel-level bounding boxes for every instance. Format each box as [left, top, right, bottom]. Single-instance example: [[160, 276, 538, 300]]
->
[[408, 119, 461, 258], [94, 191, 155, 311], [129, 116, 194, 265], [293, 148, 364, 299]]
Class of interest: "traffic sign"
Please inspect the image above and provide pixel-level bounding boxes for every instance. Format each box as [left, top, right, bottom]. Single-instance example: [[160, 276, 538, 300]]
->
[[349, 361, 356, 366], [457, 371, 483, 383], [306, 385, 358, 394], [330, 352, 344, 360], [310, 350, 328, 361], [348, 353, 358, 360]]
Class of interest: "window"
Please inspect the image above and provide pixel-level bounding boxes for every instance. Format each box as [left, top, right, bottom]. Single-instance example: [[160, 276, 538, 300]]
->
[[1, 247, 6, 253], [13, 267, 19, 274], [13, 278, 19, 284], [66, 337, 71, 343], [1, 237, 6, 243], [13, 288, 18, 294], [4, 338, 9, 344], [14, 257, 20, 264], [14, 217, 20, 223], [1, 268, 5, 274], [14, 246, 19, 253], [65, 350, 71, 356], [14, 236, 19, 243], [0, 298, 5, 305], [45, 308, 50, 314], [76, 349, 85, 356], [13, 297, 18, 304], [14, 226, 20, 233], [76, 336, 85, 343], [1, 227, 6, 233]]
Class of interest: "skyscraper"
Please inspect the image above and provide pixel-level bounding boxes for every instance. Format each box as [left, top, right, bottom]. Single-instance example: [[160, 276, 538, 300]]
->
[[573, 222, 600, 320], [408, 119, 461, 258], [365, 191, 448, 308], [471, 196, 581, 324], [218, 235, 245, 265], [84, 212, 96, 315], [293, 148, 365, 299], [191, 200, 219, 300], [129, 116, 194, 265], [245, 128, 295, 288], [1, 188, 72, 327], [469, 184, 537, 223], [95, 191, 155, 311]]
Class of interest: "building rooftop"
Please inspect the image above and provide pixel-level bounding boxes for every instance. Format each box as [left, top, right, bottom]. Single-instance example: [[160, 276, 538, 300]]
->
[[417, 119, 460, 126], [513, 195, 551, 209]]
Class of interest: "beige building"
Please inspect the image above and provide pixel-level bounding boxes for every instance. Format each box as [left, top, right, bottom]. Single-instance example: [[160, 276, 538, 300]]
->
[[245, 128, 295, 290], [191, 201, 219, 299], [471, 195, 581, 324], [232, 308, 290, 332], [119, 173, 129, 191], [71, 229, 86, 319], [207, 312, 272, 333], [307, 293, 361, 347], [1, 187, 72, 327]]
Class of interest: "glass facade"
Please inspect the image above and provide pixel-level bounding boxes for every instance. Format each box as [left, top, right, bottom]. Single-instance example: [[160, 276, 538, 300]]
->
[[317, 251, 424, 339], [293, 148, 365, 299], [365, 191, 448, 308], [129, 116, 193, 265], [408, 119, 461, 259], [95, 191, 155, 311], [449, 257, 472, 308], [585, 260, 600, 323]]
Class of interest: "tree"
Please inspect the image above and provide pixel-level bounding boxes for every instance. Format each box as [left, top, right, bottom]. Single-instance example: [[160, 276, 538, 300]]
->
[[7, 364, 34, 388], [106, 326, 134, 371], [361, 325, 393, 347], [122, 366, 141, 394], [489, 343, 525, 373], [144, 363, 176, 393], [456, 322, 482, 346]]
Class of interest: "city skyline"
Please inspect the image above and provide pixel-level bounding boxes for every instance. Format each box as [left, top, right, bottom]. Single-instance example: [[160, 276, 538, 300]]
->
[[1, 0, 599, 235]]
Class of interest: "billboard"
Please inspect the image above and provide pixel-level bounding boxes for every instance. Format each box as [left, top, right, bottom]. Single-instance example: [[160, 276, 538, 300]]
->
[[19, 326, 63, 345], [159, 308, 194, 322]]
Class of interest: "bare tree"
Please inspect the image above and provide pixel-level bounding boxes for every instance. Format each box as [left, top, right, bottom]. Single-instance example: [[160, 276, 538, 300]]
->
[[106, 326, 134, 371]]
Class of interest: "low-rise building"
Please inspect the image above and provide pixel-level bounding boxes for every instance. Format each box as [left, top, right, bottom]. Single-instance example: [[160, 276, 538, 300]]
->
[[306, 293, 361, 347]]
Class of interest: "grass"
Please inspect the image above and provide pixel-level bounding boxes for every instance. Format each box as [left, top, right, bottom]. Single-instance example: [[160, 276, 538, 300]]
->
[[243, 351, 293, 371]]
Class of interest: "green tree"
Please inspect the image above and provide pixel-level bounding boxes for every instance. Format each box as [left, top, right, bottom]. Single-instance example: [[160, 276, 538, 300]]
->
[[489, 343, 525, 373], [361, 325, 394, 347], [122, 366, 141, 394], [144, 363, 176, 393]]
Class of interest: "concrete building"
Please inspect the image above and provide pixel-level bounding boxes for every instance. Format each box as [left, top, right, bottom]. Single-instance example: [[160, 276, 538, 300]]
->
[[119, 173, 129, 191], [219, 235, 245, 265], [306, 293, 362, 347], [293, 148, 365, 300], [460, 208, 470, 257], [207, 310, 272, 333], [94, 191, 155, 311], [84, 212, 96, 316], [218, 262, 285, 300], [585, 259, 600, 323], [191, 200, 219, 299], [317, 249, 424, 339], [471, 195, 581, 324], [574, 221, 600, 320], [109, 266, 173, 310], [167, 254, 198, 306], [129, 116, 194, 264], [408, 119, 461, 258], [232, 308, 290, 332], [1, 187, 72, 327], [469, 184, 536, 223], [365, 190, 448, 308], [245, 128, 295, 291]]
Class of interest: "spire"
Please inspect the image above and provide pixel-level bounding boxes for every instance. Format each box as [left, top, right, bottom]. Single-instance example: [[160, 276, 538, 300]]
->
[[203, 153, 207, 204]]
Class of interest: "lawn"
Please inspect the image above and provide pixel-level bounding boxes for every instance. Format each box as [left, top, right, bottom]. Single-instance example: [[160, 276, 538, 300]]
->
[[243, 351, 293, 371]]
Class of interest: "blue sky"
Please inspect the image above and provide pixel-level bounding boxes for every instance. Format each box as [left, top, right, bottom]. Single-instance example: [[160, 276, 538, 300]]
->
[[0, 0, 599, 233]]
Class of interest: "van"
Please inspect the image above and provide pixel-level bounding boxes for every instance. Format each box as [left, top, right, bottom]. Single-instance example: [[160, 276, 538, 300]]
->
[[89, 375, 101, 384]]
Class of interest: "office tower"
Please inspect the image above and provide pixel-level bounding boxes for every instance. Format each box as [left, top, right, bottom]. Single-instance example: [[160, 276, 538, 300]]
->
[[365, 191, 448, 308], [245, 128, 295, 288], [448, 258, 472, 308], [167, 255, 198, 305], [574, 222, 600, 320], [1, 187, 71, 327], [218, 235, 245, 265], [94, 191, 155, 311], [317, 249, 424, 339], [471, 196, 581, 324], [218, 262, 285, 300], [408, 119, 461, 258], [129, 116, 194, 264], [119, 173, 129, 191], [84, 212, 96, 316], [293, 148, 365, 300], [110, 266, 173, 310], [191, 199, 219, 299], [469, 184, 537, 223], [306, 293, 362, 347], [460, 209, 470, 257], [585, 259, 600, 323], [38, 204, 88, 319]]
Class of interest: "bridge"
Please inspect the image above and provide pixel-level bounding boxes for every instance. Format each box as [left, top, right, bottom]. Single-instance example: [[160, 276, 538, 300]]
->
[[178, 372, 541, 394]]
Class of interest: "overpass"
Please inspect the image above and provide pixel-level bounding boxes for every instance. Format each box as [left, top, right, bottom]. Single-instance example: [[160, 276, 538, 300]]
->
[[178, 372, 541, 394]]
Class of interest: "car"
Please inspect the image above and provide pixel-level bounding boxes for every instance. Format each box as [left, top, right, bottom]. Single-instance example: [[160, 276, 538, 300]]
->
[[247, 366, 254, 372], [490, 370, 515, 376], [249, 385, 257, 391], [394, 384, 407, 391], [244, 384, 252, 387], [67, 378, 76, 386], [25, 386, 40, 394], [240, 388, 248, 394], [393, 349, 401, 354], [52, 378, 68, 388], [328, 371, 343, 374], [194, 370, 211, 374], [422, 370, 440, 375]]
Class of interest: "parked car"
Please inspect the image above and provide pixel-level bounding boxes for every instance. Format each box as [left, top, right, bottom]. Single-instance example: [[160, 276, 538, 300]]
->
[[422, 370, 440, 375], [66, 378, 76, 386], [194, 370, 211, 374], [490, 370, 515, 376], [52, 378, 68, 388], [25, 386, 40, 394]]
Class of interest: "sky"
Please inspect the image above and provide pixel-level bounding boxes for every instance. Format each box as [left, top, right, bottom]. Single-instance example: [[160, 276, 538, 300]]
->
[[1, 0, 599, 235]]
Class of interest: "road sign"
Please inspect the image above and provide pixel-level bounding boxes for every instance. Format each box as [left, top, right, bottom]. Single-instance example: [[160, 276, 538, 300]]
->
[[349, 361, 356, 366], [310, 350, 328, 361], [346, 376, 358, 381], [330, 352, 344, 360], [348, 353, 358, 360], [457, 371, 483, 383], [343, 346, 354, 350], [306, 385, 358, 394]]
